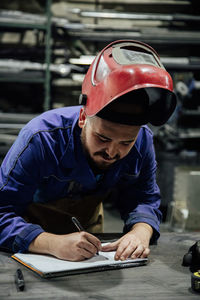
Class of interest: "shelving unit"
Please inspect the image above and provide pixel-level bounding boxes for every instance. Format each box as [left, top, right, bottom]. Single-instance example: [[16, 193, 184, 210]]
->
[[0, 0, 52, 111]]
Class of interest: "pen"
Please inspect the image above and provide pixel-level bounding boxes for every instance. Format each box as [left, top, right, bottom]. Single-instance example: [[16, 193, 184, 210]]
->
[[15, 268, 25, 291], [71, 216, 99, 255], [72, 216, 85, 232]]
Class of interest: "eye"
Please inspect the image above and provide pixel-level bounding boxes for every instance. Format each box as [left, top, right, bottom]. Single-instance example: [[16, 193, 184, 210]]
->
[[99, 137, 109, 143], [121, 141, 133, 146]]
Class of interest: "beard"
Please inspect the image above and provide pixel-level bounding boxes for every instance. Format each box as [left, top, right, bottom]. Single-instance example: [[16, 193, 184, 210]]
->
[[80, 127, 119, 174]]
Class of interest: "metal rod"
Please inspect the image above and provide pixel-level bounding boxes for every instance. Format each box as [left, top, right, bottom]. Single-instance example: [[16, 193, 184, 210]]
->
[[43, 0, 52, 111], [70, 9, 200, 23]]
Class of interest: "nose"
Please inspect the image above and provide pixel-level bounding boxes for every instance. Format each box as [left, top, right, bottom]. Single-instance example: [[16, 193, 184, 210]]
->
[[105, 143, 119, 159]]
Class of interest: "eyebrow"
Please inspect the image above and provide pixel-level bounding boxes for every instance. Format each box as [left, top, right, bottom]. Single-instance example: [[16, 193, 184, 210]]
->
[[96, 133, 135, 143]]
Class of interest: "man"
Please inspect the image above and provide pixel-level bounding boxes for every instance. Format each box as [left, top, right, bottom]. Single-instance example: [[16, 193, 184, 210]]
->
[[0, 40, 176, 261]]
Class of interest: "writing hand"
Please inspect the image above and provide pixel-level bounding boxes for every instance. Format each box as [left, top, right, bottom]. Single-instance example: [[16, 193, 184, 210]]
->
[[28, 231, 102, 261]]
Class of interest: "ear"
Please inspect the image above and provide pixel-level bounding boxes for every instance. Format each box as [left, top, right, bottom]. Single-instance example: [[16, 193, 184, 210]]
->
[[78, 107, 87, 129]]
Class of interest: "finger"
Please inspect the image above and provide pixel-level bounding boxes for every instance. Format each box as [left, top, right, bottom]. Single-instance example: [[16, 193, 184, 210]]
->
[[131, 245, 145, 259], [115, 239, 132, 260], [101, 240, 119, 252], [84, 232, 102, 252], [83, 241, 98, 255], [141, 247, 150, 258], [78, 238, 99, 255], [75, 232, 98, 255], [117, 242, 137, 260], [77, 245, 95, 259]]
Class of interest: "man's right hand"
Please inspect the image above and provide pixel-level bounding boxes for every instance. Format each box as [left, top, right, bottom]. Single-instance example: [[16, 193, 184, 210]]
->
[[28, 231, 102, 261]]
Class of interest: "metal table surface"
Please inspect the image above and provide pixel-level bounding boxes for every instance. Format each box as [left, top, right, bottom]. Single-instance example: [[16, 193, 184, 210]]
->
[[0, 232, 200, 300]]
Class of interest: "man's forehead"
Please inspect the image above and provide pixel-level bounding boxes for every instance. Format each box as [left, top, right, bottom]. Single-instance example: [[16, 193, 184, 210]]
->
[[91, 116, 140, 139]]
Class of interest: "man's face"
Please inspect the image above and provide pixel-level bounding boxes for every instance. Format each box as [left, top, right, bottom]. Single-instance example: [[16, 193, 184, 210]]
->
[[78, 108, 141, 172]]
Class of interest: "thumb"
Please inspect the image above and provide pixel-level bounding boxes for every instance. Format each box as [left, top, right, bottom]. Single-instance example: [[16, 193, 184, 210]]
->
[[101, 240, 119, 252]]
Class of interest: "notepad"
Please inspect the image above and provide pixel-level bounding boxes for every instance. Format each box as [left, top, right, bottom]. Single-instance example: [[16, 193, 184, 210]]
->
[[12, 247, 148, 278]]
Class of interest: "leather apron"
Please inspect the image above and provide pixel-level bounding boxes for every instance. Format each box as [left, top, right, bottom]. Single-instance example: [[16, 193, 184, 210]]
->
[[24, 193, 108, 234]]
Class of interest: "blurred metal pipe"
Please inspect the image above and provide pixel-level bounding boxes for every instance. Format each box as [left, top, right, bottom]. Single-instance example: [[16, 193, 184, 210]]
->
[[0, 112, 36, 123], [0, 134, 17, 143], [71, 8, 200, 22]]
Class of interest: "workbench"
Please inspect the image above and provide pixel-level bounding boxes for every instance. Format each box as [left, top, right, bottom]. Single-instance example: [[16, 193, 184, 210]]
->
[[0, 232, 200, 299]]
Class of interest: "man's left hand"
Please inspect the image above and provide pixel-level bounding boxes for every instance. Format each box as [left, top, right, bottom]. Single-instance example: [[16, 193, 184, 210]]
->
[[101, 222, 153, 260]]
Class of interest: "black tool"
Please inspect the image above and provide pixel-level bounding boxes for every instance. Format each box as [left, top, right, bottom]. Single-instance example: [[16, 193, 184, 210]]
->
[[182, 241, 200, 272], [191, 271, 200, 293], [182, 240, 200, 292], [15, 268, 25, 291]]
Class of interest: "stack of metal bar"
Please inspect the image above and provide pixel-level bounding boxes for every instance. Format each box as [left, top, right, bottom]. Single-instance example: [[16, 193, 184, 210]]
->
[[0, 0, 200, 160]]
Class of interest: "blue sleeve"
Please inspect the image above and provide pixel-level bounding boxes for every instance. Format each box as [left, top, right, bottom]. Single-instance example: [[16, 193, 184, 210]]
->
[[0, 129, 45, 253], [117, 131, 162, 243]]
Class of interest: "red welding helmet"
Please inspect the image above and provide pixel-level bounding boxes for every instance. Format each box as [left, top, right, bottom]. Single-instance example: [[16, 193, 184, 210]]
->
[[80, 40, 177, 126]]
